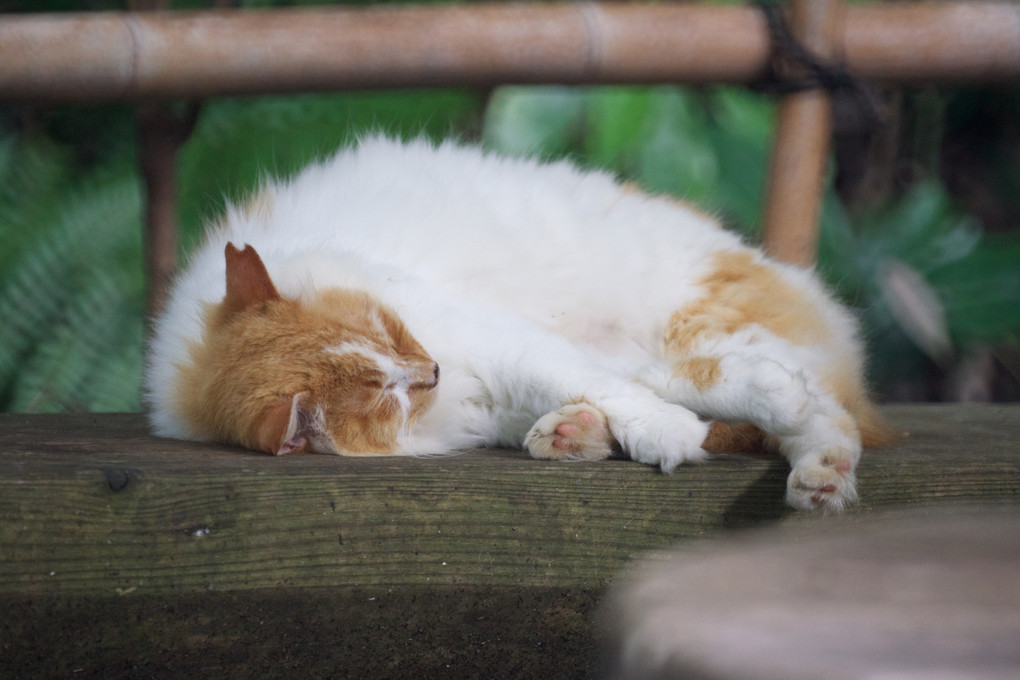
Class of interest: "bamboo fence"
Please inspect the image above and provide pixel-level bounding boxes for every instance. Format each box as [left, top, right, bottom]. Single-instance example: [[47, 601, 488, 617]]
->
[[1, 1, 1018, 304]]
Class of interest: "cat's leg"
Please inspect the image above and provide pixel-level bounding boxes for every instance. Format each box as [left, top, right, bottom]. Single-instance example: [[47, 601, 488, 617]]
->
[[498, 345, 711, 470], [601, 394, 711, 471], [656, 250, 872, 511], [522, 384, 710, 471], [657, 333, 862, 511]]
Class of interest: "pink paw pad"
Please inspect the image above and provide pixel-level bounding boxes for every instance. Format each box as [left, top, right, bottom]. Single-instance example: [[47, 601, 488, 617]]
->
[[526, 403, 616, 462], [552, 411, 600, 449], [810, 484, 839, 504], [821, 455, 853, 473], [788, 447, 860, 511], [552, 428, 577, 449]]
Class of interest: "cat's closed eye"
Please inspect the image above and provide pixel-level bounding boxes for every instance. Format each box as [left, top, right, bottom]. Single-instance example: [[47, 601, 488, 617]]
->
[[361, 376, 386, 390]]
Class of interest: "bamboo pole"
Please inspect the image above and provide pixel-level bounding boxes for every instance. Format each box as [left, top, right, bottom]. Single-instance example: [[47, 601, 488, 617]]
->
[[136, 103, 197, 313], [3, 1, 1019, 295], [130, 0, 189, 314], [0, 3, 1018, 102], [844, 2, 1020, 82], [0, 4, 771, 101], [761, 0, 842, 266]]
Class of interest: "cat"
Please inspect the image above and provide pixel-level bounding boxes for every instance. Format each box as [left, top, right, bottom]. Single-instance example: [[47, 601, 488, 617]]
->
[[145, 136, 894, 511]]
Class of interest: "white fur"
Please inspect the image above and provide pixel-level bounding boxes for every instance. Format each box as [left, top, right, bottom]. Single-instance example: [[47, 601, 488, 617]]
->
[[326, 342, 413, 414], [146, 136, 868, 509]]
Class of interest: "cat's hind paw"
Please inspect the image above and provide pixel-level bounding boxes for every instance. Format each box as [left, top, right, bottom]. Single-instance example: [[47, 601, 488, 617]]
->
[[525, 403, 617, 462], [786, 448, 859, 512]]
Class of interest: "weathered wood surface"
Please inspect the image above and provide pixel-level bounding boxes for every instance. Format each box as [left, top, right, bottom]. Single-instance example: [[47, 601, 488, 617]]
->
[[0, 404, 1017, 679], [601, 507, 1020, 680]]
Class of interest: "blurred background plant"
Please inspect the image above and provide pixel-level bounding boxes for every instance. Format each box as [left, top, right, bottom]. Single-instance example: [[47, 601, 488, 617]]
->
[[1, 1, 1018, 413]]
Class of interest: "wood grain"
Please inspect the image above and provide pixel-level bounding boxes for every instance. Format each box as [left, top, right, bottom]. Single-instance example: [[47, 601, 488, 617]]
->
[[1, 405, 1017, 678]]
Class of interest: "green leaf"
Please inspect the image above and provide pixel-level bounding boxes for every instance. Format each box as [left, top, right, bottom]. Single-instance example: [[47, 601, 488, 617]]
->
[[483, 86, 586, 160]]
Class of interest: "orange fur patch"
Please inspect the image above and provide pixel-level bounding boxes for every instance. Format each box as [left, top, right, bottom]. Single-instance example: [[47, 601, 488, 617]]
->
[[667, 249, 895, 450], [673, 356, 723, 390], [665, 250, 828, 356]]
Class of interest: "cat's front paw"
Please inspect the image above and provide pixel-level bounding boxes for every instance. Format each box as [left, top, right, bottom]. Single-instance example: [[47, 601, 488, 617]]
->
[[525, 403, 617, 461], [613, 404, 710, 473], [786, 447, 859, 512]]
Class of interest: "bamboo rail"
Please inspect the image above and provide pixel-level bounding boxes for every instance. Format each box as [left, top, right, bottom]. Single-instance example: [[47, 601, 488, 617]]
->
[[2, 1, 1018, 303], [1, 3, 1018, 101], [136, 103, 196, 314]]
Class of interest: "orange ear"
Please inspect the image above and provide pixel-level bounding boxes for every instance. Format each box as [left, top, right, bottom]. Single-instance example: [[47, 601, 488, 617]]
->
[[256, 394, 307, 455], [224, 242, 281, 314], [255, 393, 332, 456]]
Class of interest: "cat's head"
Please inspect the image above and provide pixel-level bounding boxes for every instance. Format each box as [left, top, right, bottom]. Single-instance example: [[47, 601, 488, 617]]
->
[[176, 243, 439, 455]]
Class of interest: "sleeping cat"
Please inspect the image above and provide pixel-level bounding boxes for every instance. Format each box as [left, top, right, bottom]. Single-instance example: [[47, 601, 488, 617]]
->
[[145, 136, 893, 511]]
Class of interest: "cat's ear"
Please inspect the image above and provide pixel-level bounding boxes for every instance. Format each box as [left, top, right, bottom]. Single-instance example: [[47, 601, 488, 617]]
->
[[256, 393, 331, 456], [224, 242, 281, 314]]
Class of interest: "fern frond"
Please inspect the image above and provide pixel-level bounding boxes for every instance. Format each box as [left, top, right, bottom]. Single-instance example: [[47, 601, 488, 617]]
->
[[11, 268, 143, 412], [0, 152, 143, 412]]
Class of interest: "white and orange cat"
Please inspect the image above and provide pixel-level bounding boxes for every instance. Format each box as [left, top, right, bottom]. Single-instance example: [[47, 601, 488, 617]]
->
[[145, 136, 892, 511]]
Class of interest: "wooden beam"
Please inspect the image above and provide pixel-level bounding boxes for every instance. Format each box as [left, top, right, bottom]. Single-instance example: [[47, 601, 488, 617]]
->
[[0, 3, 1018, 102], [1, 405, 1015, 592], [1, 405, 1017, 677]]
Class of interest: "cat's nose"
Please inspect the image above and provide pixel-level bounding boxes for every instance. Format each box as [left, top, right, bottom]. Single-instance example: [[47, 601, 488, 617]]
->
[[422, 362, 439, 389], [409, 361, 440, 390]]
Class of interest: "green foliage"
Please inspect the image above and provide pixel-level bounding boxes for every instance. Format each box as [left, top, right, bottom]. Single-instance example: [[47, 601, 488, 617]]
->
[[0, 133, 145, 411], [484, 86, 774, 233], [0, 91, 482, 412], [177, 90, 483, 251], [849, 182, 1020, 383], [1, 83, 1018, 411]]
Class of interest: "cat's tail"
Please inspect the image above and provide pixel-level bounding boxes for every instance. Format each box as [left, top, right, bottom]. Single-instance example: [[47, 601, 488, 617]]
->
[[851, 398, 903, 448], [701, 421, 777, 455], [701, 398, 900, 456]]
